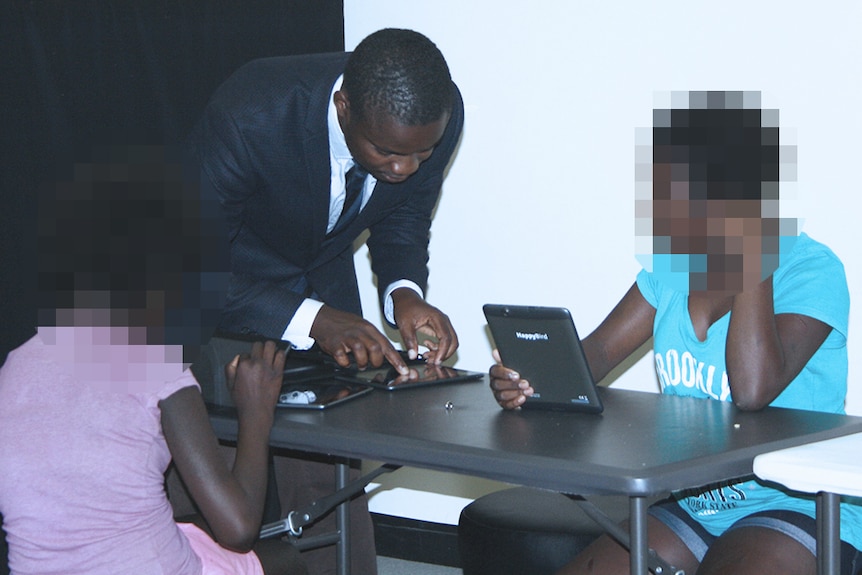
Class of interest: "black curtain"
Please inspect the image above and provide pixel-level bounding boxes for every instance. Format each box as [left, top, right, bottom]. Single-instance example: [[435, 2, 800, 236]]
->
[[0, 0, 345, 366]]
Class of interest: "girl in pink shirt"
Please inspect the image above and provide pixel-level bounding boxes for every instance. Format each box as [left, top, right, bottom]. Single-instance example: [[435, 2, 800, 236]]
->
[[0, 148, 306, 575]]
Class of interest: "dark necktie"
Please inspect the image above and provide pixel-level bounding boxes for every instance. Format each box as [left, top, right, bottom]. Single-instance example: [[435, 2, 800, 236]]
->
[[328, 163, 367, 237]]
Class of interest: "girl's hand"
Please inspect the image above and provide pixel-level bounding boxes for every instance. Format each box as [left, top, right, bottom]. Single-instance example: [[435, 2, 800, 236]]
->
[[225, 340, 286, 419], [489, 348, 534, 410]]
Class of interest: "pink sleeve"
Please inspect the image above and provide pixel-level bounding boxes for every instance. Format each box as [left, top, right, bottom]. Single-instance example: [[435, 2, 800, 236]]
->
[[158, 369, 201, 401]]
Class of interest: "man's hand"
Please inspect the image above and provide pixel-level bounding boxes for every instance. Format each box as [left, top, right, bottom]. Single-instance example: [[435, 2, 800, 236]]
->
[[392, 288, 458, 364], [311, 305, 409, 374]]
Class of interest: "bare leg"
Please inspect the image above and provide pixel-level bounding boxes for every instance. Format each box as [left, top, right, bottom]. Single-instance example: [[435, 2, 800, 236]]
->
[[170, 513, 308, 575], [555, 516, 699, 575], [697, 526, 815, 575]]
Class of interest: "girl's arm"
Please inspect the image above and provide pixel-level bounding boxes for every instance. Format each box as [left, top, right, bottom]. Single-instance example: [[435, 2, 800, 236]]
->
[[160, 340, 285, 552], [725, 276, 831, 411], [581, 282, 656, 383]]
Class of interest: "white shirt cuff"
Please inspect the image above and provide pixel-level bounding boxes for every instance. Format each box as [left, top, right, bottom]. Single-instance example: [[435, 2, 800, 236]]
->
[[282, 299, 325, 350], [383, 280, 424, 325]]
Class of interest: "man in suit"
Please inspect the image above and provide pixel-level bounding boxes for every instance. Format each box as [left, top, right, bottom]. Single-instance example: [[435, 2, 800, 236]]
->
[[189, 28, 464, 575]]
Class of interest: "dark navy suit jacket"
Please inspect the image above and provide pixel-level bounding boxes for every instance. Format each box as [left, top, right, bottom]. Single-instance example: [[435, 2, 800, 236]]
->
[[192, 52, 464, 340]]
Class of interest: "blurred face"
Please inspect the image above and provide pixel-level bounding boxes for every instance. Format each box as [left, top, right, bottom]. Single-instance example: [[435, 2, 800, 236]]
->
[[652, 161, 777, 295], [38, 172, 231, 366], [335, 90, 449, 184]]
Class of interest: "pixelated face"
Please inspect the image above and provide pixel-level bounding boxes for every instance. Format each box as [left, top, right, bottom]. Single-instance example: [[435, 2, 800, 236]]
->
[[635, 91, 795, 296], [37, 146, 231, 368], [651, 164, 776, 294], [335, 90, 449, 184]]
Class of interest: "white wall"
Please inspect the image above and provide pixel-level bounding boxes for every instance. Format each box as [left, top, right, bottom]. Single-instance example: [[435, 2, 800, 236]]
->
[[347, 1, 862, 524]]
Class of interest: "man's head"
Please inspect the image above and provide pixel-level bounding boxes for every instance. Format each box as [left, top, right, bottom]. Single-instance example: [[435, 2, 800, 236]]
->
[[37, 145, 230, 366], [336, 28, 454, 184], [636, 90, 797, 295]]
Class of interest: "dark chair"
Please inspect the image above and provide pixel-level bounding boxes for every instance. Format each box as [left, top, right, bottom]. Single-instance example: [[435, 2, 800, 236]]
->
[[1, 513, 9, 575], [458, 487, 633, 575]]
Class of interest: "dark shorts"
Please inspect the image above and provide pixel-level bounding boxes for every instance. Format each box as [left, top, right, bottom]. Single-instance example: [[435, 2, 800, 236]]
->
[[648, 498, 860, 575]]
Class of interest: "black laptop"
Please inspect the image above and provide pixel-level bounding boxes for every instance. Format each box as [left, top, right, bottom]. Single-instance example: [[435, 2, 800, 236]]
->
[[483, 304, 603, 413]]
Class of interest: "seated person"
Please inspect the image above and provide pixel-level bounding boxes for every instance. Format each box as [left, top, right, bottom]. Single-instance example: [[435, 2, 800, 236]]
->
[[490, 91, 861, 575], [0, 146, 306, 574]]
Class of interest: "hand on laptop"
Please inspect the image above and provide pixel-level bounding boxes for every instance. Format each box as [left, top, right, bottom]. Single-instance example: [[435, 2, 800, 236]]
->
[[489, 349, 534, 410]]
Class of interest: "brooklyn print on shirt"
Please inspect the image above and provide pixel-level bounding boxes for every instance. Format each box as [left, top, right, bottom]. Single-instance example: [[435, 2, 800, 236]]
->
[[654, 348, 731, 401]]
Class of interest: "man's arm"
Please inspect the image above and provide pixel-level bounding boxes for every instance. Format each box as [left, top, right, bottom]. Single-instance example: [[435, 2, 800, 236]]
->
[[217, 271, 307, 341], [366, 84, 465, 363], [192, 88, 317, 341]]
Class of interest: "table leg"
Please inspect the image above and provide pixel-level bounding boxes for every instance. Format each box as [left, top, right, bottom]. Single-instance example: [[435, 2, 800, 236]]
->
[[629, 496, 648, 575], [816, 491, 840, 575], [335, 461, 350, 575]]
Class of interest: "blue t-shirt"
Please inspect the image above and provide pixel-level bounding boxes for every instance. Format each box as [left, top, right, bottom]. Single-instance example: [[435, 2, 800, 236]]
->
[[636, 232, 861, 548]]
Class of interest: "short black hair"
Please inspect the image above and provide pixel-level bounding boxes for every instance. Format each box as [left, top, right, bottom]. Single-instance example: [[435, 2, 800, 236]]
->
[[342, 28, 453, 126], [37, 144, 229, 351], [653, 97, 780, 201]]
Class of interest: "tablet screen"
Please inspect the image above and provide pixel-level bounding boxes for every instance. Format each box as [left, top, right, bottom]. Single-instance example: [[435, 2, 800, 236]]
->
[[277, 381, 372, 409], [337, 363, 484, 390]]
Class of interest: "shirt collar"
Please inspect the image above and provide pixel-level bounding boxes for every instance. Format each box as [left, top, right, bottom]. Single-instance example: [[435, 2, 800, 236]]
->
[[327, 74, 353, 164]]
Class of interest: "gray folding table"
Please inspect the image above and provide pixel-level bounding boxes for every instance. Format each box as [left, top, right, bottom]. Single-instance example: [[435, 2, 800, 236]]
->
[[207, 379, 862, 575]]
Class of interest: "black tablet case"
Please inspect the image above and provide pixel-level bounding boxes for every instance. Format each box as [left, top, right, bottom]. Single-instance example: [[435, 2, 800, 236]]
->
[[483, 304, 603, 413]]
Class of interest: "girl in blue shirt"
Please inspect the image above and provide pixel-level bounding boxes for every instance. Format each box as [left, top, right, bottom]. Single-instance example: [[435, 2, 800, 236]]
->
[[491, 93, 858, 575]]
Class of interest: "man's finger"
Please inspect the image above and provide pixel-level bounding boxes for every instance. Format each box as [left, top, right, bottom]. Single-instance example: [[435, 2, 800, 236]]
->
[[383, 344, 409, 375], [398, 324, 419, 363]]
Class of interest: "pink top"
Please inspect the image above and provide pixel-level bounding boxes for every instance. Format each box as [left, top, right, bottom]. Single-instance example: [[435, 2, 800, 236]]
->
[[0, 330, 202, 574]]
